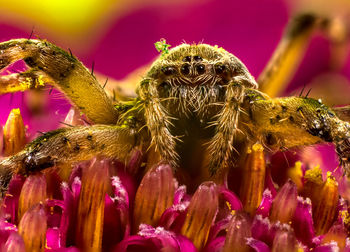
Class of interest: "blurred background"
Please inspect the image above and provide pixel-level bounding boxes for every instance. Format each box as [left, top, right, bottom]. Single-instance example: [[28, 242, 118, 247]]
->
[[0, 0, 349, 135]]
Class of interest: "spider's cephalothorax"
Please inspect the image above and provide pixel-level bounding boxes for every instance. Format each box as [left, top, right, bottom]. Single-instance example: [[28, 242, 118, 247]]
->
[[143, 44, 257, 114], [137, 44, 258, 175], [0, 13, 350, 195]]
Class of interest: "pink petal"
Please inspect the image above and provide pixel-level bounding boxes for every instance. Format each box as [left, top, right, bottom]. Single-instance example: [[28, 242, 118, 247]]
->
[[219, 186, 243, 211], [113, 225, 197, 252], [246, 238, 270, 252], [4, 232, 25, 251], [103, 195, 123, 250], [202, 236, 225, 252], [256, 189, 273, 218], [111, 176, 130, 238], [271, 228, 298, 251], [0, 219, 17, 245], [113, 235, 159, 252], [207, 215, 232, 242], [223, 212, 251, 251], [1, 174, 25, 223], [292, 196, 315, 247], [46, 227, 61, 249], [251, 215, 272, 246], [314, 241, 340, 252], [159, 185, 190, 231], [270, 180, 298, 224]]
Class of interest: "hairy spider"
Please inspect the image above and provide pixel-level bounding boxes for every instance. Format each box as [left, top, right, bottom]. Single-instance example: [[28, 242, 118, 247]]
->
[[0, 14, 350, 195]]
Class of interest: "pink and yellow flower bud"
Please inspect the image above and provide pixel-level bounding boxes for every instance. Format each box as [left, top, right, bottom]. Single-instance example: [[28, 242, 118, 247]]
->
[[134, 163, 176, 231], [240, 143, 265, 215], [270, 180, 298, 224], [223, 212, 251, 252], [18, 203, 47, 252], [302, 168, 339, 235], [322, 224, 347, 249], [271, 228, 298, 252], [18, 173, 47, 221], [313, 172, 339, 235], [301, 166, 324, 203], [181, 181, 218, 250], [75, 158, 109, 252], [5, 232, 25, 252], [3, 108, 26, 156]]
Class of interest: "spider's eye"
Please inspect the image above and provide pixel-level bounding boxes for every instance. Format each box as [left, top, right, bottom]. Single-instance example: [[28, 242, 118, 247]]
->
[[196, 64, 206, 74], [183, 56, 192, 62], [161, 66, 176, 75], [215, 64, 226, 74], [181, 63, 191, 75], [193, 55, 202, 61]]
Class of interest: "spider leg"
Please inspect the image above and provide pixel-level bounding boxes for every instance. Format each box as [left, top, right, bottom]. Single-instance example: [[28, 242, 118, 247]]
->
[[258, 13, 326, 97], [0, 39, 118, 124], [0, 125, 139, 195], [245, 91, 350, 174], [138, 79, 178, 168], [207, 81, 246, 176]]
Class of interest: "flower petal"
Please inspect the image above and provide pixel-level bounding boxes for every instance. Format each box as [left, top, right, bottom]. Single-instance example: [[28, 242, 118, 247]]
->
[[3, 108, 26, 156], [46, 227, 61, 249], [4, 232, 25, 252], [1, 174, 25, 223], [314, 241, 340, 252], [207, 215, 231, 242], [246, 238, 270, 252], [114, 224, 197, 252], [18, 203, 47, 252], [134, 163, 176, 231], [0, 219, 17, 246], [271, 228, 298, 252], [313, 172, 339, 235], [75, 158, 109, 252], [240, 143, 266, 215], [292, 196, 315, 247], [322, 223, 347, 249], [18, 172, 47, 221], [256, 189, 273, 218], [223, 212, 251, 252], [270, 180, 298, 224], [219, 186, 243, 211], [203, 236, 225, 252], [181, 181, 218, 250]]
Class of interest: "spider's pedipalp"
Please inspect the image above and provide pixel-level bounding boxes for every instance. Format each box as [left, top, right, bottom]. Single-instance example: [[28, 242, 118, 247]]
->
[[0, 39, 118, 124], [207, 82, 246, 176], [0, 124, 140, 195], [138, 79, 179, 167]]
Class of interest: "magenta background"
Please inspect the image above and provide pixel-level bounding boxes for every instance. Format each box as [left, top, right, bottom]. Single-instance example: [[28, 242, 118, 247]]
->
[[0, 0, 347, 138]]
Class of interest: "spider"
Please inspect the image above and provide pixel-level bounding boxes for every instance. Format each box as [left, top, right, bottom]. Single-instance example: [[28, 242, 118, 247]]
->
[[0, 13, 350, 195]]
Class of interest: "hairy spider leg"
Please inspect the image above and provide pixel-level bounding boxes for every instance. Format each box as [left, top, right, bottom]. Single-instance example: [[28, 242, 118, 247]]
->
[[138, 79, 179, 168], [0, 39, 118, 124], [0, 125, 138, 195], [258, 13, 328, 97], [207, 81, 246, 176], [244, 90, 350, 174]]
